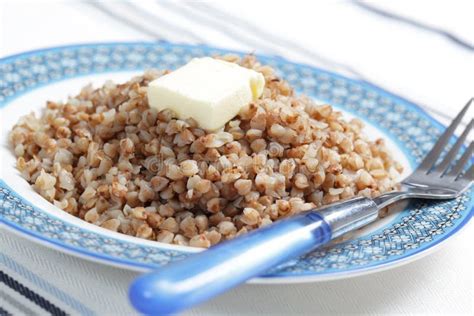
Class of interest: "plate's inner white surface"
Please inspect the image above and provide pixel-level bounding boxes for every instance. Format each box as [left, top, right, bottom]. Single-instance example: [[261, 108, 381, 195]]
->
[[0, 72, 412, 249]]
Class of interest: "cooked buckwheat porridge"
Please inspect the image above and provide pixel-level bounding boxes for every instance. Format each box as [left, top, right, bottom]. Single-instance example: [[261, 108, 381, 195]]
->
[[9, 55, 403, 248]]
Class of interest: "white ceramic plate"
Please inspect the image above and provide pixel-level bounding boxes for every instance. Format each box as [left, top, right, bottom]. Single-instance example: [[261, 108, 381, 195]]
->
[[0, 42, 472, 283]]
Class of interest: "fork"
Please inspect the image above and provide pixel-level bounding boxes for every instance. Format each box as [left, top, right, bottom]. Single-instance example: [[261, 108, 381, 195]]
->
[[129, 99, 473, 315]]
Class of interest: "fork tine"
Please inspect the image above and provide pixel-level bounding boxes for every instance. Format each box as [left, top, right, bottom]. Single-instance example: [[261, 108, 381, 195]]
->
[[445, 141, 473, 178], [418, 98, 472, 172], [459, 164, 474, 182], [435, 119, 473, 173]]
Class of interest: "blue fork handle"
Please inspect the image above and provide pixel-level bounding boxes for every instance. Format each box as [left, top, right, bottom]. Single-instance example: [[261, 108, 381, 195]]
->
[[129, 196, 379, 314]]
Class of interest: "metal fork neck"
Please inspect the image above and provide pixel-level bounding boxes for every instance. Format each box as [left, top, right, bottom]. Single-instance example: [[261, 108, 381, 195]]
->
[[372, 186, 459, 209], [314, 184, 462, 240], [317, 196, 379, 238], [372, 191, 408, 209]]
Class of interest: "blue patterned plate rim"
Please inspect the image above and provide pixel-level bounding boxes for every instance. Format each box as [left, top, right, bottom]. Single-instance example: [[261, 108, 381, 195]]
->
[[0, 42, 472, 283]]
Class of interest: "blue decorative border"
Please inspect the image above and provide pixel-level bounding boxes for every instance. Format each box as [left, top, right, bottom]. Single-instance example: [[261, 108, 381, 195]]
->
[[0, 42, 472, 279]]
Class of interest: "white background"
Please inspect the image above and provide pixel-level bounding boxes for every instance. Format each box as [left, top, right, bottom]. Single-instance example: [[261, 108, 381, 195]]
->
[[1, 1, 473, 315]]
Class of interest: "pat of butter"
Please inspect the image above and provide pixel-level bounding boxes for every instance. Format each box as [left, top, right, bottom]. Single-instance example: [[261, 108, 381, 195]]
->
[[147, 57, 265, 131]]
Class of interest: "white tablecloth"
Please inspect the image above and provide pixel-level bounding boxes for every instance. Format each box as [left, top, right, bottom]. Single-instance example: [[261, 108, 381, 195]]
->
[[1, 1, 473, 315]]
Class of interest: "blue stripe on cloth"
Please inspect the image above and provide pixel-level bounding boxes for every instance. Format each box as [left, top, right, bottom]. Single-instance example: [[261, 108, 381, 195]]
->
[[0, 306, 12, 316], [1, 253, 94, 316], [0, 270, 66, 316], [0, 289, 37, 315]]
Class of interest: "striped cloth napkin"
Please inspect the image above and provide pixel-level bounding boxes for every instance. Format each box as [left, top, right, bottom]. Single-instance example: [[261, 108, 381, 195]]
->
[[1, 1, 472, 315]]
